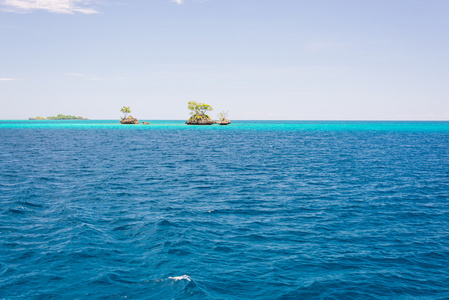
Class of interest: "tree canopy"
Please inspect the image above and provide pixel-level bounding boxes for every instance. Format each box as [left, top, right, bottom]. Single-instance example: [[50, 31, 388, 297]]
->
[[120, 106, 131, 118], [187, 101, 213, 116]]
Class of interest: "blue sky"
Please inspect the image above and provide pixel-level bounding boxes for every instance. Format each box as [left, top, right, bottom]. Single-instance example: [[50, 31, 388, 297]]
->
[[1, 0, 448, 120]]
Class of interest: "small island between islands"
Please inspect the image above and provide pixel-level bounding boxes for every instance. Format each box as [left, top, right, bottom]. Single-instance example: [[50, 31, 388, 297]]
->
[[29, 114, 88, 120]]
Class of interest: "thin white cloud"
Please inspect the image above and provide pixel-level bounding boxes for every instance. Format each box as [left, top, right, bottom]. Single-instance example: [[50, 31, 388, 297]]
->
[[1, 0, 98, 14], [0, 78, 16, 81], [69, 73, 85, 76]]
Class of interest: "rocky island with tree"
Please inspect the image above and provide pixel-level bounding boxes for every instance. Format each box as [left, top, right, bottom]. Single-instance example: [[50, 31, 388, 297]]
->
[[217, 111, 231, 125], [120, 106, 140, 124], [185, 101, 216, 125], [29, 114, 88, 120]]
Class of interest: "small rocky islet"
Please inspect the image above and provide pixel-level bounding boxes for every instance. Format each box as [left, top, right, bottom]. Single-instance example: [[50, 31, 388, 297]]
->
[[217, 118, 231, 125], [185, 113, 215, 125], [120, 116, 140, 124], [185, 101, 231, 125], [185, 114, 231, 125]]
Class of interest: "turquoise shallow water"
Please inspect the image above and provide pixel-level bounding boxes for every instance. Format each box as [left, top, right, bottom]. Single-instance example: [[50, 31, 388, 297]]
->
[[2, 119, 449, 131], [1, 120, 449, 299]]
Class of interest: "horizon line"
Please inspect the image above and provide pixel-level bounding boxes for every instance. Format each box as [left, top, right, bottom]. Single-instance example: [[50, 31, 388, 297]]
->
[[2, 119, 449, 122]]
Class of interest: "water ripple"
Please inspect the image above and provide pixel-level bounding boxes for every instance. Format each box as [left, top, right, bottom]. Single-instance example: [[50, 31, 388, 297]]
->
[[1, 122, 449, 298]]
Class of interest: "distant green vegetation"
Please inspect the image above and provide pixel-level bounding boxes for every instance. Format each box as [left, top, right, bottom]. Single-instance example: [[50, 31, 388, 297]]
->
[[187, 101, 213, 119], [46, 114, 87, 120], [29, 114, 88, 120]]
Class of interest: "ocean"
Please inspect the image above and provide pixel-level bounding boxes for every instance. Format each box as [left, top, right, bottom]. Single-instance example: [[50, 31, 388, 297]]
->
[[1, 120, 448, 299]]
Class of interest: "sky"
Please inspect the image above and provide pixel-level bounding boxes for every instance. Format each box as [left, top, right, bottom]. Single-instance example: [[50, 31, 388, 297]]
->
[[1, 0, 448, 120]]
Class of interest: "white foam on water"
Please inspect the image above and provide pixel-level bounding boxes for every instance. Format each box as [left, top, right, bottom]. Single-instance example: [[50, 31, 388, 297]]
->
[[169, 275, 191, 281]]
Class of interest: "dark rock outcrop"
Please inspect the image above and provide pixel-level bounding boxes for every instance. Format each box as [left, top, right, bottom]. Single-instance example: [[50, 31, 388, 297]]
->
[[120, 116, 139, 124], [142, 121, 150, 125], [185, 114, 216, 125]]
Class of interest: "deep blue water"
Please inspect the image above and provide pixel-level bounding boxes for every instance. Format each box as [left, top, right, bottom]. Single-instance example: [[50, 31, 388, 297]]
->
[[1, 120, 449, 299]]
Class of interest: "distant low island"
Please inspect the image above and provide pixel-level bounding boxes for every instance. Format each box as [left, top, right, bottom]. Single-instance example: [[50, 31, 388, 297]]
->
[[29, 114, 88, 120]]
